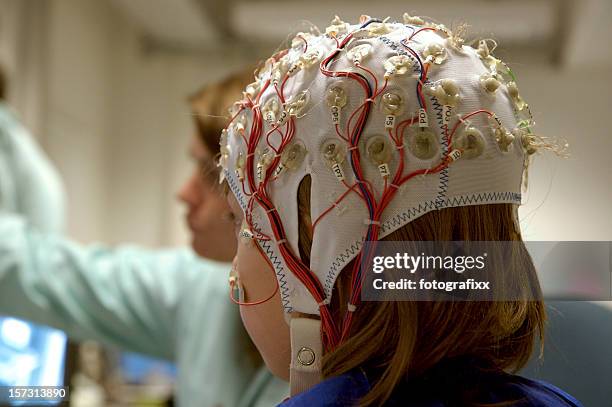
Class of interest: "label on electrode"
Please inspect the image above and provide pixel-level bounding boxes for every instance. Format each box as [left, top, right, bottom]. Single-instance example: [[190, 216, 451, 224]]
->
[[274, 164, 285, 177], [449, 150, 462, 161], [385, 115, 396, 129], [332, 162, 345, 181], [443, 105, 452, 125], [378, 163, 391, 178], [287, 64, 301, 77], [277, 110, 289, 126], [331, 106, 340, 123], [239, 229, 254, 239], [418, 108, 429, 128], [257, 164, 264, 180], [492, 115, 503, 127], [265, 111, 275, 123]]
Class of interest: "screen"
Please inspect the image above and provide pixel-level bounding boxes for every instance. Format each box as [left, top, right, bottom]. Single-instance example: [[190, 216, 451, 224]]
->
[[0, 316, 66, 405]]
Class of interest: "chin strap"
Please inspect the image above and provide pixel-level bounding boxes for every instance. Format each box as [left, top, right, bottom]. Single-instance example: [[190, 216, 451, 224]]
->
[[290, 317, 322, 396]]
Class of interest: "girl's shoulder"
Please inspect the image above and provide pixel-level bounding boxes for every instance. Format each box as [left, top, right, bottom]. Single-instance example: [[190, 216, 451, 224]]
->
[[388, 373, 583, 407], [498, 375, 583, 407], [278, 370, 583, 407], [277, 370, 369, 407]]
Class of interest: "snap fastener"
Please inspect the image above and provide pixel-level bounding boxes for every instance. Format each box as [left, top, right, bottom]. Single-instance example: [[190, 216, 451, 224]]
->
[[297, 347, 316, 366]]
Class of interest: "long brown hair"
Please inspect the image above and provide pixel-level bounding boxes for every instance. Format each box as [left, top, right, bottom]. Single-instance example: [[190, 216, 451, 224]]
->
[[297, 176, 545, 406]]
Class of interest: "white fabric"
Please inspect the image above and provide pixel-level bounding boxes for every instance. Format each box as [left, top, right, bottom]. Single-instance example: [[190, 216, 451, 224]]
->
[[289, 318, 322, 396], [223, 17, 528, 315]]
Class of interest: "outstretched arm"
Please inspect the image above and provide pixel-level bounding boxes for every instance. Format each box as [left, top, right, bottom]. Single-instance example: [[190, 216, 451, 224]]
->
[[0, 212, 216, 361]]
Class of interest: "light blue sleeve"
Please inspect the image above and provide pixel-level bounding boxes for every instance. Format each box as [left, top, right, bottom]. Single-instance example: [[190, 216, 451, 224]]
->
[[0, 104, 65, 233], [0, 212, 210, 361]]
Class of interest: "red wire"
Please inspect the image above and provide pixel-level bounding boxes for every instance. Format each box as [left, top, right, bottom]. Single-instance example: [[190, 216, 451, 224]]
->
[[356, 63, 379, 94], [243, 100, 340, 344], [312, 182, 362, 232], [339, 108, 495, 338], [234, 26, 486, 350], [395, 116, 419, 141], [448, 109, 494, 145], [418, 63, 430, 109], [334, 123, 349, 142], [296, 34, 308, 53], [409, 27, 438, 40], [229, 242, 280, 306]]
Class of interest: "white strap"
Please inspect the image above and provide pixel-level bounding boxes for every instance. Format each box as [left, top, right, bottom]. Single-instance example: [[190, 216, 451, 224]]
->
[[289, 317, 322, 396]]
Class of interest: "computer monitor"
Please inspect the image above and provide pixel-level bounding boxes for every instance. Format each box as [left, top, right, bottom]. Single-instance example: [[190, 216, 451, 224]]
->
[[0, 317, 67, 405]]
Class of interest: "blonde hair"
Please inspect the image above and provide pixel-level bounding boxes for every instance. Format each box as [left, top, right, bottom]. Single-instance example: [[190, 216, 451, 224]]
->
[[188, 68, 254, 155], [297, 177, 545, 406]]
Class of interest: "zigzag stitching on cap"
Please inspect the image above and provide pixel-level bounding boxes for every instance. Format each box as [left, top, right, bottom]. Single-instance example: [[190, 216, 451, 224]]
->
[[225, 172, 244, 209], [437, 170, 450, 208], [229, 170, 519, 310], [378, 36, 421, 76], [445, 191, 521, 207], [380, 200, 437, 233], [323, 191, 521, 293], [432, 98, 444, 129], [226, 173, 293, 312], [260, 240, 293, 312], [431, 97, 449, 209], [324, 240, 363, 293]]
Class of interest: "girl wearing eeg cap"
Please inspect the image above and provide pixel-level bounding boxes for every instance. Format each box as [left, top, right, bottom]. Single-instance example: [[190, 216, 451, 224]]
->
[[222, 14, 579, 407]]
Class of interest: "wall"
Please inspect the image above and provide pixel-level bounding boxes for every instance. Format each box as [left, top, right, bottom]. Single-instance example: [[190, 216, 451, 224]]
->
[[105, 30, 250, 247], [1, 0, 610, 248], [1, 0, 252, 246], [42, 0, 118, 242], [515, 64, 612, 241]]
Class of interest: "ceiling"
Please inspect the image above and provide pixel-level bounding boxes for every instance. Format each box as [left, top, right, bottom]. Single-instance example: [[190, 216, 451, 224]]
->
[[109, 0, 612, 68]]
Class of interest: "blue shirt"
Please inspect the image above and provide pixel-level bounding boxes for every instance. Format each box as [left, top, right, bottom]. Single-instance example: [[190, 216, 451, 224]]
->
[[280, 367, 582, 406]]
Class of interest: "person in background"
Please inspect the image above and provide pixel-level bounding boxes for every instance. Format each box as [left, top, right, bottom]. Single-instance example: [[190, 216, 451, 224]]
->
[[0, 64, 65, 232], [0, 57, 69, 401], [0, 64, 288, 406]]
